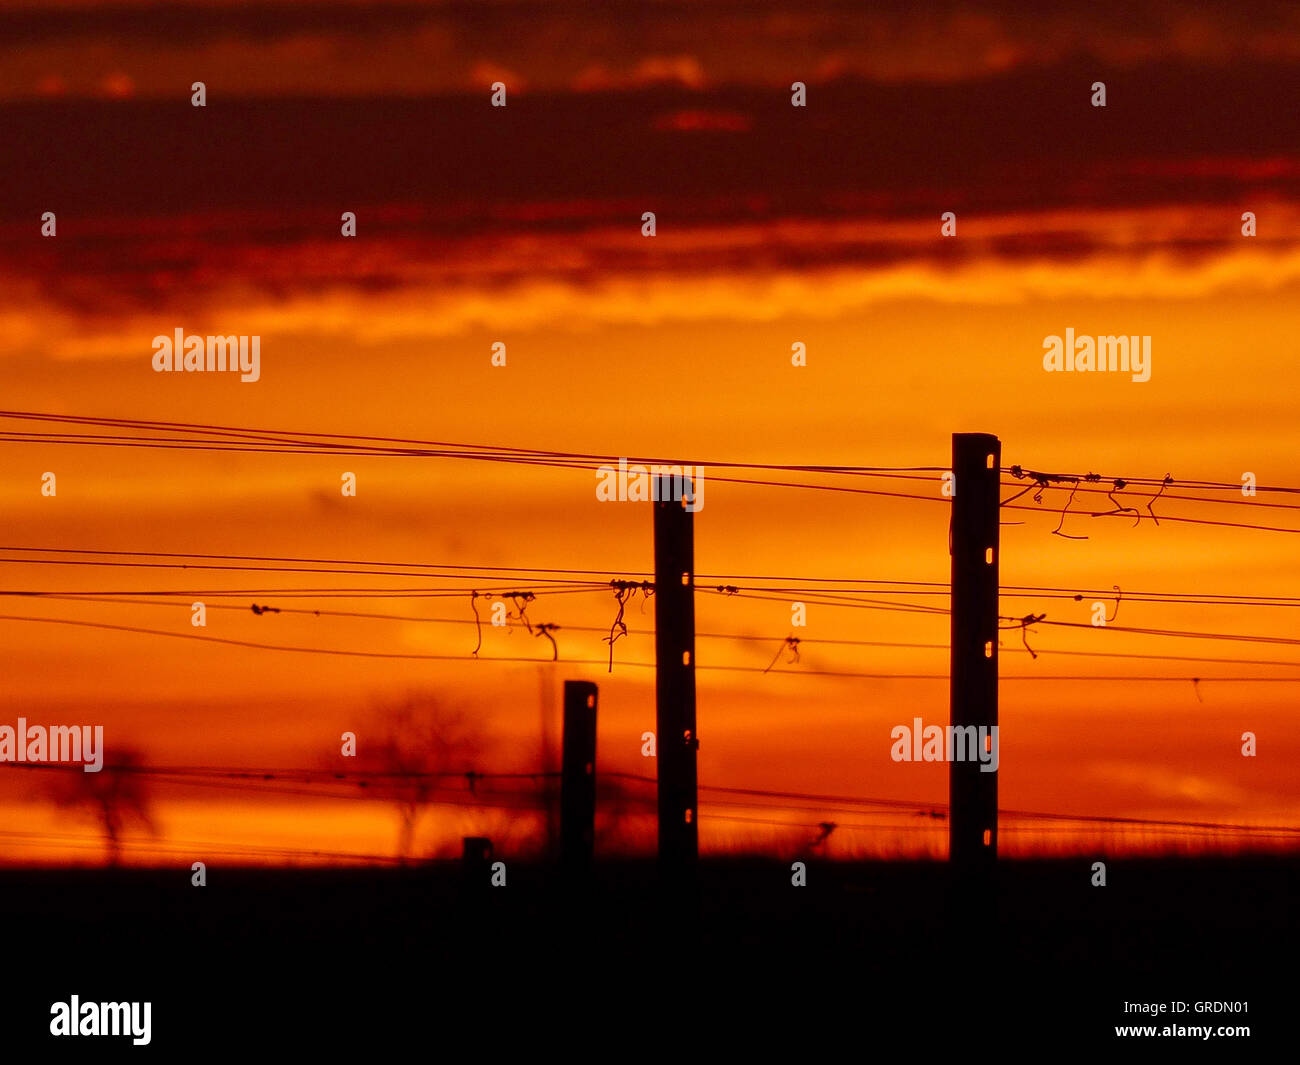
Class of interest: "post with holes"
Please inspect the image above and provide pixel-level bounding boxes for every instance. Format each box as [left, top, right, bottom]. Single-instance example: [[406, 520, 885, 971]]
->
[[950, 433, 999, 884], [561, 680, 598, 877], [653, 472, 699, 884]]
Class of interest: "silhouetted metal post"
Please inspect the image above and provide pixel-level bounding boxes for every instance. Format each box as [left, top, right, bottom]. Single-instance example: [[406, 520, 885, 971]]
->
[[653, 474, 698, 881], [561, 680, 598, 876], [461, 836, 493, 892], [538, 666, 561, 854], [950, 433, 999, 877]]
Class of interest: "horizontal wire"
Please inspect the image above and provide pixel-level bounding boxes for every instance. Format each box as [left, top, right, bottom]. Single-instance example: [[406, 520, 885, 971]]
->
[[2, 612, 1299, 681], [0, 827, 406, 864], [4, 411, 1297, 496], [1002, 464, 1300, 495], [10, 763, 1297, 836], [3, 413, 1299, 524], [13, 592, 1300, 669], [2, 548, 1299, 611]]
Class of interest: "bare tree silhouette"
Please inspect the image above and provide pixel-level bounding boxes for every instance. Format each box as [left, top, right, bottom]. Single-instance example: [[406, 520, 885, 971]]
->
[[592, 774, 653, 854], [359, 694, 485, 864], [49, 748, 156, 866]]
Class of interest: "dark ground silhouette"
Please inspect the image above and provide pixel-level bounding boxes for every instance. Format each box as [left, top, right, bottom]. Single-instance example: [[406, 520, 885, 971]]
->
[[3, 855, 1293, 1052]]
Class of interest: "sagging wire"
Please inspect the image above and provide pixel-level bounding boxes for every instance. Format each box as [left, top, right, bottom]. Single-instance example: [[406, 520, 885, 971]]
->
[[1004, 466, 1090, 539], [1009, 465, 1178, 530], [1144, 474, 1175, 526], [1091, 473, 1173, 527], [1051, 481, 1088, 540], [535, 622, 559, 661], [1005, 465, 1080, 504], [1010, 466, 1179, 538], [1000, 612, 1047, 659], [602, 580, 653, 673], [1095, 478, 1142, 525], [1070, 584, 1122, 623], [470, 589, 544, 655], [507, 592, 536, 634], [764, 635, 801, 673], [469, 591, 483, 657]]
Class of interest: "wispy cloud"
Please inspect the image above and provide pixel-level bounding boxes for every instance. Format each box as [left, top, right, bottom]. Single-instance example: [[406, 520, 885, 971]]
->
[[2, 0, 1300, 98]]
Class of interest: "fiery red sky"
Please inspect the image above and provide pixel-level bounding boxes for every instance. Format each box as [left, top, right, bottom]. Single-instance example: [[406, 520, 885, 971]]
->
[[1, 0, 1298, 865]]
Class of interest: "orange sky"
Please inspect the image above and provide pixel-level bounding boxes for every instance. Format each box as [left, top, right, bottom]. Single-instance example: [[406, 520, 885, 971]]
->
[[1, 0, 1297, 865]]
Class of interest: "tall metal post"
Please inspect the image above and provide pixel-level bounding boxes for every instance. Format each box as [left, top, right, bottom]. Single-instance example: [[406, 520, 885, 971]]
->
[[950, 433, 1000, 875], [653, 473, 698, 881], [560, 680, 598, 876]]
